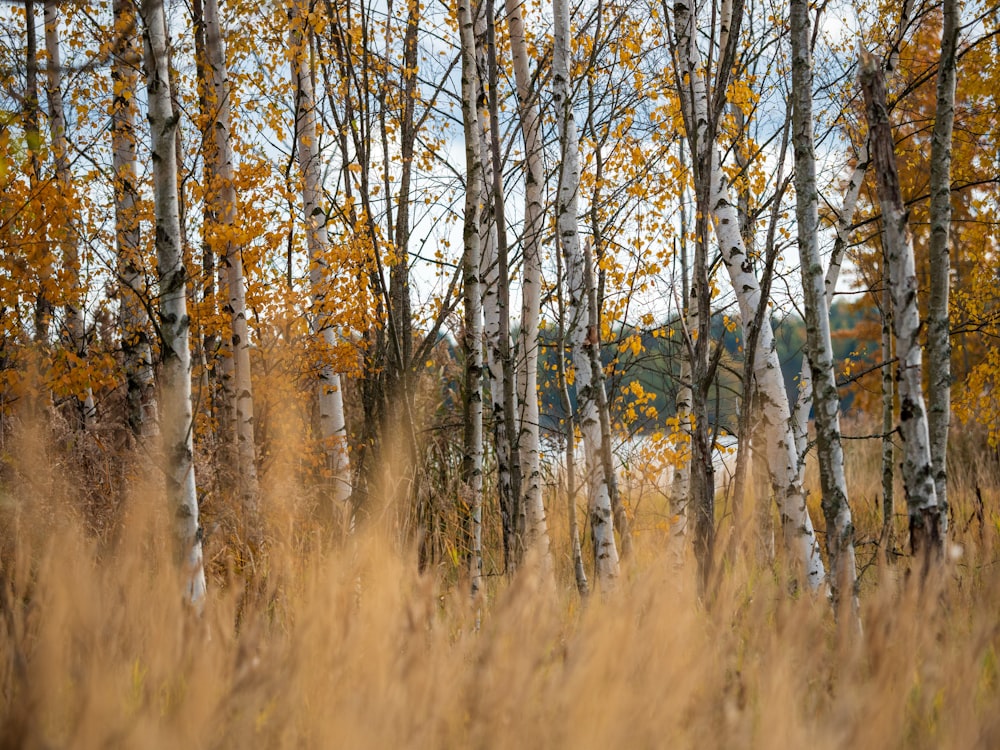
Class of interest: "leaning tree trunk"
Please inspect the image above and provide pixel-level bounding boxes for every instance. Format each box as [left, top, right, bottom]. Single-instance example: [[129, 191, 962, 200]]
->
[[791, 140, 867, 468], [290, 5, 352, 508], [457, 0, 485, 599], [860, 53, 942, 563], [554, 0, 619, 587], [927, 0, 960, 537], [43, 0, 95, 429], [111, 0, 157, 439], [504, 0, 551, 561], [140, 0, 207, 606], [673, 0, 824, 590], [790, 0, 857, 615], [203, 0, 259, 522]]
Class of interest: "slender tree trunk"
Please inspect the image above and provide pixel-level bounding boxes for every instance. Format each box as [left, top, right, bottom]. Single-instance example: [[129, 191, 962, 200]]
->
[[554, 0, 619, 587], [673, 0, 824, 590], [290, 6, 352, 508], [484, 0, 525, 570], [140, 0, 207, 607], [557, 243, 588, 596], [25, 0, 53, 351], [881, 269, 895, 560], [475, 3, 517, 573], [927, 0, 961, 537], [669, 140, 691, 564], [112, 0, 157, 439], [860, 53, 942, 563], [732, 118, 788, 566], [790, 0, 857, 616], [504, 0, 550, 560], [202, 0, 259, 522], [791, 141, 868, 469], [43, 0, 95, 428], [674, 0, 717, 593], [457, 0, 484, 599]]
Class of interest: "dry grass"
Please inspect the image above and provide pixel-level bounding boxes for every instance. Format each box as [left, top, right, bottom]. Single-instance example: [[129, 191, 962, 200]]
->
[[1, 417, 1000, 749]]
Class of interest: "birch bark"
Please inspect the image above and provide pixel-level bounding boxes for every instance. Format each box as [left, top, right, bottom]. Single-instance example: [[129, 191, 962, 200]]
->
[[673, 0, 824, 589], [556, 243, 589, 595], [669, 143, 691, 562], [112, 0, 158, 439], [290, 7, 352, 507], [457, 0, 485, 598], [554, 0, 619, 586], [203, 0, 258, 519], [140, 0, 207, 606], [927, 0, 961, 537], [791, 142, 867, 467], [790, 0, 857, 613], [860, 54, 942, 561], [503, 0, 550, 559], [475, 4, 518, 571]]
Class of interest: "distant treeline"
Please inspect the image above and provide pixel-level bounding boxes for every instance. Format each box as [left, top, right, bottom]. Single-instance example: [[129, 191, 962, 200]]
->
[[526, 299, 877, 438]]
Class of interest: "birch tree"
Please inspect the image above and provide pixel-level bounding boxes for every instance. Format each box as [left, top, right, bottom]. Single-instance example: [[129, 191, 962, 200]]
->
[[140, 0, 206, 606], [789, 0, 857, 612], [926, 0, 961, 537], [859, 52, 942, 562], [290, 4, 352, 508], [475, 0, 520, 571], [554, 0, 619, 586], [672, 0, 825, 590], [504, 0, 550, 560], [112, 0, 158, 439], [200, 0, 258, 520], [457, 0, 484, 598], [672, 0, 722, 589]]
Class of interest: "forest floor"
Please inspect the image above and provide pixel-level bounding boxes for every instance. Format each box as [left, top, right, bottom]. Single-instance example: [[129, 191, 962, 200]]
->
[[1, 416, 999, 749]]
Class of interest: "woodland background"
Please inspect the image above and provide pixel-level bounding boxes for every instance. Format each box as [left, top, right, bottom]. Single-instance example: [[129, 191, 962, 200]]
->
[[1, 0, 999, 745]]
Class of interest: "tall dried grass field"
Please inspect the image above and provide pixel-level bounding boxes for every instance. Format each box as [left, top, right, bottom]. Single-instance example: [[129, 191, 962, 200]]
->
[[1, 417, 999, 749]]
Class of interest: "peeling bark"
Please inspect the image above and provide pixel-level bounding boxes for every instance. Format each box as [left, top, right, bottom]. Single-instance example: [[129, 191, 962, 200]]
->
[[927, 0, 961, 537], [290, 5, 352, 509], [555, 0, 619, 587], [790, 0, 857, 616], [457, 0, 485, 599], [140, 0, 207, 607], [504, 0, 551, 562], [860, 54, 941, 563]]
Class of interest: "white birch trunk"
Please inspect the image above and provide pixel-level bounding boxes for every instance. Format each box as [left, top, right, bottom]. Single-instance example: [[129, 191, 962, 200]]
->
[[554, 0, 619, 586], [140, 0, 207, 607], [457, 0, 484, 599], [791, 141, 868, 466], [290, 7, 351, 507], [670, 352, 692, 560], [503, 0, 550, 560], [669, 142, 691, 563], [474, 12, 517, 568], [556, 245, 589, 595], [204, 0, 258, 518], [790, 0, 857, 614], [927, 0, 961, 537], [674, 0, 824, 589], [43, 0, 95, 428], [111, 0, 157, 439], [860, 54, 941, 559]]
